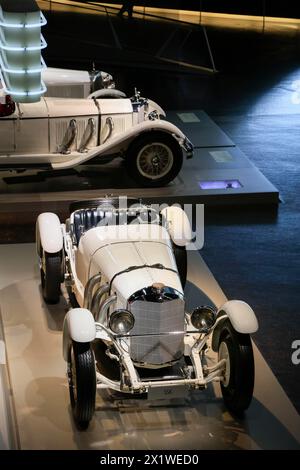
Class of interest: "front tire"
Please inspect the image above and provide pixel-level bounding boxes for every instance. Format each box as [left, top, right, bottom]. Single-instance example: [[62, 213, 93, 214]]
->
[[218, 320, 254, 416], [40, 250, 62, 304], [68, 341, 96, 430], [125, 132, 183, 187]]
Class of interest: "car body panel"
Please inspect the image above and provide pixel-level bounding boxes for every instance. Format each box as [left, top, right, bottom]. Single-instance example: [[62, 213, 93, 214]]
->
[[16, 100, 49, 153], [0, 120, 14, 153], [43, 67, 91, 99], [46, 96, 98, 118], [76, 224, 182, 302]]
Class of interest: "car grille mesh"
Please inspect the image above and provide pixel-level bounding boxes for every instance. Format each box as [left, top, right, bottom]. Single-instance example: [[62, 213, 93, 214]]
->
[[129, 298, 185, 365]]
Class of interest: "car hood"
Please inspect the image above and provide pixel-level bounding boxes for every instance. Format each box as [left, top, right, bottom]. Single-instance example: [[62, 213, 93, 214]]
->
[[78, 225, 183, 301], [42, 67, 91, 87]]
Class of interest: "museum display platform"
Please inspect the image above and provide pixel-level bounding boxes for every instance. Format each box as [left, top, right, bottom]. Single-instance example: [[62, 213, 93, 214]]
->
[[0, 110, 279, 229], [0, 244, 299, 450], [0, 314, 18, 450]]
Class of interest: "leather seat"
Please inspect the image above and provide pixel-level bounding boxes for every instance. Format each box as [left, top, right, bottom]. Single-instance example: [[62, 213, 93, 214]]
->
[[73, 209, 109, 245], [72, 208, 157, 245]]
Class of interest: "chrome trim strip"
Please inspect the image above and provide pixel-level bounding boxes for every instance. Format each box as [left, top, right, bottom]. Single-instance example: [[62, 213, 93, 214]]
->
[[83, 273, 101, 310]]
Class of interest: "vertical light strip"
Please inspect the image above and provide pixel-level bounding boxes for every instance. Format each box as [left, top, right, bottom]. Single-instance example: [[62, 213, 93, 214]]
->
[[0, 5, 47, 103], [0, 11, 47, 28]]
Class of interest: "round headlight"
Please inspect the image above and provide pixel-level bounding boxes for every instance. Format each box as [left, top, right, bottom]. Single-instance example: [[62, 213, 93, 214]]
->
[[190, 306, 216, 333], [109, 309, 135, 335]]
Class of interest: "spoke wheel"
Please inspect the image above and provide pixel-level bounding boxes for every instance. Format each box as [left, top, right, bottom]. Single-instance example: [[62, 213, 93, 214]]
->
[[137, 143, 173, 180], [125, 132, 183, 187]]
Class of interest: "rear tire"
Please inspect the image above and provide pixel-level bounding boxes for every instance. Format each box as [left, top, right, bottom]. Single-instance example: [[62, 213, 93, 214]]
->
[[67, 286, 80, 308], [40, 250, 62, 304], [125, 132, 183, 187], [218, 320, 254, 416], [68, 341, 96, 430]]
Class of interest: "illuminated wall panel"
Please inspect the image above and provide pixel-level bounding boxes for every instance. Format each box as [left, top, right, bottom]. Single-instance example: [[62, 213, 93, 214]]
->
[[0, 0, 47, 103]]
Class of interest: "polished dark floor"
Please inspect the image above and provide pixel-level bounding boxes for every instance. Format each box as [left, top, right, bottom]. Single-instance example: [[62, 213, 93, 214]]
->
[[204, 115, 300, 413], [1, 6, 300, 413]]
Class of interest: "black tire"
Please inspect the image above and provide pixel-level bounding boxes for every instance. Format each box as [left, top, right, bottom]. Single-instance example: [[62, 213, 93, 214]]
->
[[67, 286, 80, 308], [68, 341, 96, 430], [125, 132, 183, 187], [218, 320, 254, 416], [173, 243, 187, 289], [40, 250, 62, 304]]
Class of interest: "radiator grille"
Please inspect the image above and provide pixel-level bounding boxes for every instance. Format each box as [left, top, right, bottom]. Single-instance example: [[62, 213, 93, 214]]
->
[[129, 298, 185, 365]]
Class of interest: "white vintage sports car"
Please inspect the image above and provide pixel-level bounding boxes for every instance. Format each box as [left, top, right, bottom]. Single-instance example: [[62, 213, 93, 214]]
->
[[36, 197, 258, 429], [0, 68, 193, 187]]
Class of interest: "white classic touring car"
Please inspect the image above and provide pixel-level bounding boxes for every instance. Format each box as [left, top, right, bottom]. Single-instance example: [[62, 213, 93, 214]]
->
[[36, 197, 258, 429], [0, 68, 193, 187]]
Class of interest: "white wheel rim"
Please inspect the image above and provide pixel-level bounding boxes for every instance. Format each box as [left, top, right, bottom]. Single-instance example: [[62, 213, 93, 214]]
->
[[219, 341, 230, 387], [136, 142, 174, 180]]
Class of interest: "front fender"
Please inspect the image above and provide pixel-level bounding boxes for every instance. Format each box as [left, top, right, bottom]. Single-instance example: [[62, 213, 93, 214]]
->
[[161, 205, 192, 247], [36, 213, 63, 255], [212, 300, 258, 352], [146, 99, 166, 118], [63, 308, 96, 361], [51, 119, 191, 170]]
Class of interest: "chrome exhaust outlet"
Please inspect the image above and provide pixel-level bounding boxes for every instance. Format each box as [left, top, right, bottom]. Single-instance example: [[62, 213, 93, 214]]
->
[[59, 119, 77, 154]]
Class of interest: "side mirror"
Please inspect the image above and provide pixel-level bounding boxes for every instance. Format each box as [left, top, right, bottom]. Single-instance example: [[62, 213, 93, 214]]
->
[[161, 206, 192, 247]]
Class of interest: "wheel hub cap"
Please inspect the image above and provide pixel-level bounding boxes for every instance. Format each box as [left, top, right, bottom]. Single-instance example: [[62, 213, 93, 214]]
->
[[137, 143, 173, 180]]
